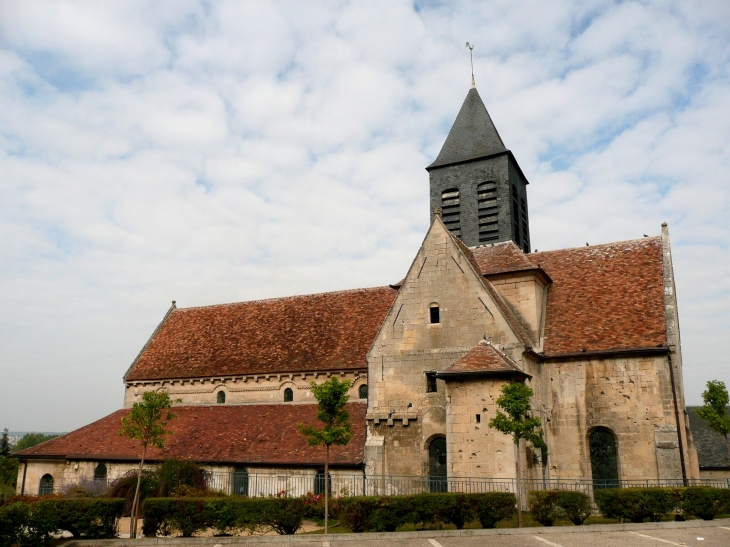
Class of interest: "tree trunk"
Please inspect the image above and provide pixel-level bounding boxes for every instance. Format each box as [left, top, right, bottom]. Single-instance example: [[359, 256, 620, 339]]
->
[[130, 443, 147, 539], [324, 444, 330, 535], [515, 440, 522, 528]]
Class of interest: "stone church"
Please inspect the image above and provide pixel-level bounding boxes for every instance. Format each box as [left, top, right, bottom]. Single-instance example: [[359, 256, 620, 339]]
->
[[15, 85, 700, 497]]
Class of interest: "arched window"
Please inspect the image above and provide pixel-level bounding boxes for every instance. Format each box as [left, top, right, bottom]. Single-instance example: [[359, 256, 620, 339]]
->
[[284, 388, 293, 402], [94, 463, 107, 481], [428, 437, 447, 493], [589, 428, 619, 489], [441, 188, 460, 237], [314, 470, 331, 495], [217, 391, 226, 404], [233, 468, 249, 496], [358, 384, 368, 399], [477, 181, 499, 242], [39, 474, 54, 495]]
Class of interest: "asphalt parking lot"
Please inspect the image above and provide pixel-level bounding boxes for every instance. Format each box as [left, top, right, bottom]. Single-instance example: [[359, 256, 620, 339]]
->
[[251, 525, 730, 547]]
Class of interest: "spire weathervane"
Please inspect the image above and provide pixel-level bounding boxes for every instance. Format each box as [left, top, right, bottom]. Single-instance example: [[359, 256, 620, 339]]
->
[[465, 42, 475, 88]]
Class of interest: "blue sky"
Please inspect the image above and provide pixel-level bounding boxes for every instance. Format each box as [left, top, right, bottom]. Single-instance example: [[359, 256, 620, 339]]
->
[[1, 0, 729, 431]]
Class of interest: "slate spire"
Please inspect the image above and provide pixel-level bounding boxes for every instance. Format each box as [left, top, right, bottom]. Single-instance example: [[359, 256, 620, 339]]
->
[[428, 87, 507, 169]]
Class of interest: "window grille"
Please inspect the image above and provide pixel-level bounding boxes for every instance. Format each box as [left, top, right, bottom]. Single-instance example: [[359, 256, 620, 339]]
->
[[217, 391, 226, 404], [39, 474, 54, 495], [441, 189, 460, 237], [477, 181, 499, 242], [94, 464, 107, 481], [589, 428, 619, 489], [284, 388, 293, 402], [314, 470, 331, 495], [428, 437, 447, 492], [358, 384, 368, 399]]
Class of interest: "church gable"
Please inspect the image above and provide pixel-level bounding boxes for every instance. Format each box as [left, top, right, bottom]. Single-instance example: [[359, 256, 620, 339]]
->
[[370, 217, 529, 357]]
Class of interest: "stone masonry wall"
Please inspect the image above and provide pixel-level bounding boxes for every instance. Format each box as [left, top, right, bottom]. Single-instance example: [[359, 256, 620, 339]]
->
[[539, 354, 683, 481], [366, 219, 528, 478], [124, 371, 367, 407]]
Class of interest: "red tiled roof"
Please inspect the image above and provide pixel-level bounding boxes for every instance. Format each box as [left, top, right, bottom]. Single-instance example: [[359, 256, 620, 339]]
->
[[439, 340, 528, 377], [15, 404, 367, 467], [126, 287, 397, 381], [527, 238, 667, 355], [472, 241, 541, 276]]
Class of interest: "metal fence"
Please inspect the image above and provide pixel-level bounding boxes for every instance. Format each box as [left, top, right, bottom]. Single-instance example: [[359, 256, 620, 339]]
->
[[31, 473, 730, 501]]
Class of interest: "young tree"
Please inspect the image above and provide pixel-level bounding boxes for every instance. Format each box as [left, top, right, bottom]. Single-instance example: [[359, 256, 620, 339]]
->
[[697, 380, 730, 461], [1, 428, 10, 457], [298, 377, 353, 534], [489, 381, 547, 528], [119, 390, 179, 538]]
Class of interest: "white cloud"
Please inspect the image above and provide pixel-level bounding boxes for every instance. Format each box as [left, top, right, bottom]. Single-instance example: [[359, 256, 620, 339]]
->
[[1, 0, 729, 431]]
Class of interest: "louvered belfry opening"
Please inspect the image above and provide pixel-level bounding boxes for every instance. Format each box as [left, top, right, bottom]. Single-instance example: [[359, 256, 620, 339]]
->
[[441, 188, 460, 236], [511, 184, 521, 248], [520, 197, 529, 252], [477, 181, 499, 243]]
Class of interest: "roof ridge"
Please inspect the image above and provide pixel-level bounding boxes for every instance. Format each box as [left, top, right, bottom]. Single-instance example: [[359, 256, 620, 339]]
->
[[175, 285, 395, 311], [530, 236, 661, 256]]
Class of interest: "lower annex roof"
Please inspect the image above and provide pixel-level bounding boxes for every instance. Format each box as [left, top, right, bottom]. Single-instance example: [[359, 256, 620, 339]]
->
[[14, 403, 367, 467]]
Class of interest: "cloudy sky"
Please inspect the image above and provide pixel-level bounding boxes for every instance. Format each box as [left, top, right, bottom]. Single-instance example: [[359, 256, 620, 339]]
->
[[1, 0, 729, 432]]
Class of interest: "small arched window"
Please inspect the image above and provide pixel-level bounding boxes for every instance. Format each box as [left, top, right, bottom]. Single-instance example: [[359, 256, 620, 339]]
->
[[428, 437, 447, 492], [94, 463, 107, 481], [441, 188, 460, 237], [39, 474, 54, 495], [217, 391, 226, 404], [358, 384, 368, 399], [284, 388, 293, 402]]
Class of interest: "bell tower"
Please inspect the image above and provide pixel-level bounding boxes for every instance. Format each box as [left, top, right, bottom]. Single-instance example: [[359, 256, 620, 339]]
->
[[426, 87, 531, 252]]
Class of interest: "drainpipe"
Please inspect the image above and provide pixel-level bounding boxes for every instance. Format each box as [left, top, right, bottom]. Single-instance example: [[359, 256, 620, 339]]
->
[[667, 354, 687, 484], [20, 461, 27, 494]]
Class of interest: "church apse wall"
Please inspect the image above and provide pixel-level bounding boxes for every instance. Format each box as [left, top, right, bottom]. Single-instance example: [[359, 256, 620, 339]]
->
[[542, 354, 685, 482]]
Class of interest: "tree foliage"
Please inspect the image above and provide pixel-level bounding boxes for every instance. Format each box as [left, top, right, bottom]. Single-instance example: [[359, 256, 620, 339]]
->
[[119, 390, 179, 538], [298, 377, 353, 448], [119, 391, 178, 449], [11, 433, 59, 453], [697, 380, 730, 460], [1, 429, 10, 458], [488, 383, 546, 452]]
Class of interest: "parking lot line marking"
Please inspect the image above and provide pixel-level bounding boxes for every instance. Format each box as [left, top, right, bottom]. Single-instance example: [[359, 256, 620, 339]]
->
[[428, 540, 444, 547], [322, 542, 330, 547], [719, 527, 730, 531], [532, 536, 565, 547], [629, 531, 683, 545]]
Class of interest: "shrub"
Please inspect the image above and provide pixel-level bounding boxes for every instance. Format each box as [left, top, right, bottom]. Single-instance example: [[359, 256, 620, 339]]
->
[[554, 491, 592, 525], [142, 496, 306, 537], [336, 496, 377, 533], [0, 502, 30, 547], [156, 459, 208, 497], [38, 498, 123, 538], [595, 487, 681, 523], [528, 491, 562, 526], [108, 470, 159, 516], [679, 487, 730, 521], [431, 494, 476, 529], [471, 492, 516, 528]]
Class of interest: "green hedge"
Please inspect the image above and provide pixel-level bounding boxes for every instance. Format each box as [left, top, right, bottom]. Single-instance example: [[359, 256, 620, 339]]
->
[[594, 487, 682, 523], [0, 498, 124, 546], [142, 496, 306, 536], [336, 492, 516, 532], [528, 490, 592, 526], [678, 487, 730, 521]]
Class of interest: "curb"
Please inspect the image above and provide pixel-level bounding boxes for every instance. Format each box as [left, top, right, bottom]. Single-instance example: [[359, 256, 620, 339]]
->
[[59, 518, 730, 546]]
